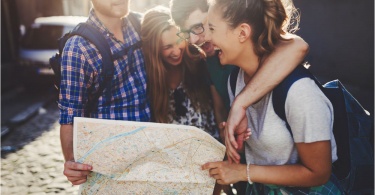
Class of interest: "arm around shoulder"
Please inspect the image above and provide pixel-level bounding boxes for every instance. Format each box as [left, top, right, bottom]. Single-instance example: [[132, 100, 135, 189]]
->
[[232, 33, 308, 109]]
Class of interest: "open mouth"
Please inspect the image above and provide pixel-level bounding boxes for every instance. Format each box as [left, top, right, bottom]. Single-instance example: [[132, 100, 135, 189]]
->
[[195, 41, 206, 47], [169, 54, 183, 64], [214, 46, 222, 56]]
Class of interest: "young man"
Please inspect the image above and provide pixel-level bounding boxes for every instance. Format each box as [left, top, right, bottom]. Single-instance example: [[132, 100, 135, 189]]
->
[[170, 0, 309, 163], [59, 0, 150, 185]]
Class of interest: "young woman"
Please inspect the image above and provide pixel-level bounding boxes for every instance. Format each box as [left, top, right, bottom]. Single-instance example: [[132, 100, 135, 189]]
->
[[202, 0, 344, 194], [141, 6, 219, 140]]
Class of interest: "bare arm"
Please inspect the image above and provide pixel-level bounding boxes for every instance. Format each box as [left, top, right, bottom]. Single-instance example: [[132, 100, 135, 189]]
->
[[233, 34, 309, 108], [203, 141, 332, 187], [60, 124, 92, 185], [60, 124, 74, 161], [225, 35, 309, 163], [210, 85, 228, 142]]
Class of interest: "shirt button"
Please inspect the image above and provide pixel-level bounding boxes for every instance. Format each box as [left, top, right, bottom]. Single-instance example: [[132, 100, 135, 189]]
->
[[106, 33, 109, 37]]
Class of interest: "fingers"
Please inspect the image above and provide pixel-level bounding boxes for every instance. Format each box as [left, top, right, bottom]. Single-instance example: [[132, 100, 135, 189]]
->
[[244, 128, 252, 140], [202, 162, 220, 170], [70, 177, 88, 185], [227, 147, 240, 163], [219, 122, 226, 129], [202, 161, 232, 185], [225, 137, 240, 163], [63, 161, 92, 185], [65, 161, 92, 171], [226, 124, 238, 150]]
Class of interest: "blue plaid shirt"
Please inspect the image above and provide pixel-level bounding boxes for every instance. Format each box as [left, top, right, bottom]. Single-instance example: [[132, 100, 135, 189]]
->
[[59, 10, 151, 124]]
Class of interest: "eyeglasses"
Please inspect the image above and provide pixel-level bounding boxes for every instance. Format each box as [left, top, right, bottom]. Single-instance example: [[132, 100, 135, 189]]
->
[[176, 23, 205, 40]]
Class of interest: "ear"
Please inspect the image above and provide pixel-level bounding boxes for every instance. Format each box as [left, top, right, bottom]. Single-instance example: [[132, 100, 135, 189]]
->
[[238, 23, 251, 43]]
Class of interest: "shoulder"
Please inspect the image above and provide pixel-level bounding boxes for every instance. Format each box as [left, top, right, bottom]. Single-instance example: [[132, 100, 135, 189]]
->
[[64, 34, 100, 57], [287, 78, 329, 104], [284, 77, 333, 125], [283, 78, 334, 143], [64, 35, 93, 52]]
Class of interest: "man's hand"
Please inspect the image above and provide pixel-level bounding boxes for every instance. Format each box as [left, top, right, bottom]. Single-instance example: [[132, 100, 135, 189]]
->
[[225, 103, 251, 164], [202, 161, 246, 185], [63, 161, 92, 185]]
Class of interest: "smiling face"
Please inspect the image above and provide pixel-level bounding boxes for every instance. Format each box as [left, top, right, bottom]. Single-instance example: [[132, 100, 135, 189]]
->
[[182, 9, 216, 57], [206, 5, 242, 65], [91, 0, 130, 18], [160, 27, 186, 67]]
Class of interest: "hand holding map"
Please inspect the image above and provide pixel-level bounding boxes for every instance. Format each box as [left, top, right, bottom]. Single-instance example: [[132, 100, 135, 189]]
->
[[73, 117, 226, 194]]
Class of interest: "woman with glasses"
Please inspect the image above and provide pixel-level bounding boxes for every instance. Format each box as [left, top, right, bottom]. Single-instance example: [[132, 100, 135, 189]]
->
[[141, 6, 220, 140], [201, 0, 344, 194]]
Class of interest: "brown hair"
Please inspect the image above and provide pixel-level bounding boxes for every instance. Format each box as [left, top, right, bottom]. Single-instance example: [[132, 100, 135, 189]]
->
[[170, 0, 209, 28], [209, 0, 299, 59], [141, 6, 211, 123]]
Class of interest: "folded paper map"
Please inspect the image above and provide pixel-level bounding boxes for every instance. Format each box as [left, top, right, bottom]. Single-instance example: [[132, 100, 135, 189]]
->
[[73, 117, 226, 194]]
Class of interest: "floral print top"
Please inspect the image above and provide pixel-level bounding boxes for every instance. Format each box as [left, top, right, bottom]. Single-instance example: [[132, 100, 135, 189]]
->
[[168, 83, 219, 140]]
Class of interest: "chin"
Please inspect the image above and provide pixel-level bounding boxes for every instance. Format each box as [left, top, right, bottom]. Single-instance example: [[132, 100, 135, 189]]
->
[[205, 50, 216, 57]]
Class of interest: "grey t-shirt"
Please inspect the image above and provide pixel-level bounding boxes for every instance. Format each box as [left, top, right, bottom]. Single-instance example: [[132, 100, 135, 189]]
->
[[228, 69, 338, 166]]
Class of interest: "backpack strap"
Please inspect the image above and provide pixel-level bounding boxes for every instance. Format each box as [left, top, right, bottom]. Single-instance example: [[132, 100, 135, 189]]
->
[[272, 65, 320, 134], [67, 23, 114, 116], [229, 67, 240, 96], [112, 11, 143, 61]]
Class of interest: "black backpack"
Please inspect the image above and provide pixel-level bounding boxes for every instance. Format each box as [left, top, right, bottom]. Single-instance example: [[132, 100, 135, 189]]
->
[[49, 12, 142, 116], [230, 65, 374, 194]]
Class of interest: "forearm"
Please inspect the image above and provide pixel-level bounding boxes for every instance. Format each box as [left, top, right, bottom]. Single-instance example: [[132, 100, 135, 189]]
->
[[210, 86, 228, 138], [233, 35, 309, 109], [249, 141, 332, 187], [249, 163, 330, 187], [60, 124, 74, 161]]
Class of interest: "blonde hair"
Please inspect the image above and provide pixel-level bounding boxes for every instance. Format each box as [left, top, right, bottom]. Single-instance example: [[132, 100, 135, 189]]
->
[[142, 6, 211, 123]]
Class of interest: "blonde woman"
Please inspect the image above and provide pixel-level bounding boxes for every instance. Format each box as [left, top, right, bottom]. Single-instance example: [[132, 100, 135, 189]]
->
[[141, 6, 219, 140], [202, 0, 344, 194]]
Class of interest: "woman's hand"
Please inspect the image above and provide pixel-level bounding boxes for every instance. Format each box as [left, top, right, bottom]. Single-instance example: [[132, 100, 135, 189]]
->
[[202, 161, 247, 185], [225, 103, 251, 163]]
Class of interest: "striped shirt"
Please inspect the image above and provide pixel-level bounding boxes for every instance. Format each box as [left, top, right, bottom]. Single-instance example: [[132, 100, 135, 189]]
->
[[59, 9, 150, 124]]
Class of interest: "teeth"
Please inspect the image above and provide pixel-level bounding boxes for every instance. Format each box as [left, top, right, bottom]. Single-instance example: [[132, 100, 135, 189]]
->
[[214, 47, 221, 51], [197, 42, 205, 47]]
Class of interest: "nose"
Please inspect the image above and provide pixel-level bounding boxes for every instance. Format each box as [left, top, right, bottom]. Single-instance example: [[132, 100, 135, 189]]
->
[[189, 33, 200, 45], [171, 45, 182, 56], [204, 30, 212, 42]]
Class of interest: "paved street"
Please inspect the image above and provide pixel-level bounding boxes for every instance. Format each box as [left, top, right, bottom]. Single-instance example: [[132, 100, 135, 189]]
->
[[1, 102, 80, 195]]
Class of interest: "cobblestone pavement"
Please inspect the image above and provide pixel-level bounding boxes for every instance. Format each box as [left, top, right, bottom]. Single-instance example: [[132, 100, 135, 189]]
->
[[1, 103, 80, 195]]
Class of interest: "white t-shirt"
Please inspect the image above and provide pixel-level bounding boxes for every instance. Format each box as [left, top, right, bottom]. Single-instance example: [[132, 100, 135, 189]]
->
[[228, 69, 338, 166]]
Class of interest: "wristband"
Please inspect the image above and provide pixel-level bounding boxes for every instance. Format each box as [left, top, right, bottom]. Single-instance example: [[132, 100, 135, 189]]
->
[[246, 163, 253, 184]]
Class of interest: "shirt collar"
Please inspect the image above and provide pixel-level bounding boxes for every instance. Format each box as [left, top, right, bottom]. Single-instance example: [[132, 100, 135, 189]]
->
[[86, 9, 128, 38]]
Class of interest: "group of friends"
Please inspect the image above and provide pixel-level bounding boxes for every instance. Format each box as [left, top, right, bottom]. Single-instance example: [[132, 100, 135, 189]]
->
[[58, 0, 344, 194]]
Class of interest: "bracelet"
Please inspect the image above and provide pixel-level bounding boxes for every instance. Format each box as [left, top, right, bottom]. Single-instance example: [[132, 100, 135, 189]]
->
[[246, 163, 253, 184]]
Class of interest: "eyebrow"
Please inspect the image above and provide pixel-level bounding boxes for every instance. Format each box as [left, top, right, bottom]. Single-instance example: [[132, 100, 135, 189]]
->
[[161, 45, 172, 50], [183, 23, 202, 31]]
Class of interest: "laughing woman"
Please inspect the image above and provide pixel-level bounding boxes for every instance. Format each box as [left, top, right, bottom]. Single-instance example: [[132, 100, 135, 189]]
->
[[202, 0, 344, 194], [141, 6, 219, 140]]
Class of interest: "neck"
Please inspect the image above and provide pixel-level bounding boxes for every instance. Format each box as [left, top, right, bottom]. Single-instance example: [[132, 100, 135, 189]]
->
[[237, 42, 259, 83], [167, 64, 183, 90], [94, 10, 124, 42]]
